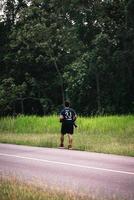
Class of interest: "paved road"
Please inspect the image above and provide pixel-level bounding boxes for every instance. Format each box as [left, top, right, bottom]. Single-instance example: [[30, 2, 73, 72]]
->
[[0, 143, 134, 199]]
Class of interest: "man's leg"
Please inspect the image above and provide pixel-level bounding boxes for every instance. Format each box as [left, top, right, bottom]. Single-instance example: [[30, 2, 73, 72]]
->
[[67, 134, 73, 149], [60, 134, 64, 147]]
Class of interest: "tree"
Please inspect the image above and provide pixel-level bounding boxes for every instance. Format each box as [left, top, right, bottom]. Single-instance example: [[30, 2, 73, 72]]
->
[[0, 78, 27, 115], [0, 0, 134, 115]]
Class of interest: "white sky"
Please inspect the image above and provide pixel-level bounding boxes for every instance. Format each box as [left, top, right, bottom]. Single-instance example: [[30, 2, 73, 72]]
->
[[0, 1, 4, 15]]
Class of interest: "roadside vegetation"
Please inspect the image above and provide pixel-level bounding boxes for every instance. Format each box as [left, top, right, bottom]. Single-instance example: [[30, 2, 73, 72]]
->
[[0, 176, 88, 200], [0, 115, 134, 156], [0, 176, 127, 200]]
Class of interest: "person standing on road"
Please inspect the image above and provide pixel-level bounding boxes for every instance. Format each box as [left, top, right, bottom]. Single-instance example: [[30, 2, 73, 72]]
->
[[59, 101, 77, 149]]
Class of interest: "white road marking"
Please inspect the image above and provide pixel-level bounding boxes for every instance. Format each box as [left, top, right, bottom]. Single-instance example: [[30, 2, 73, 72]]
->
[[0, 153, 134, 175]]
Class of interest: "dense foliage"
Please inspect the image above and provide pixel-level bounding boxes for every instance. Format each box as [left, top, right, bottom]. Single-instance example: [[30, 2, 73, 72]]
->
[[0, 0, 134, 115]]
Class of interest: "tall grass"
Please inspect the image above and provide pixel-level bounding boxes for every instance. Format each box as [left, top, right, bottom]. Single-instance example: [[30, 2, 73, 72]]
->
[[0, 115, 133, 135], [0, 176, 90, 200], [0, 115, 134, 156], [0, 115, 59, 134], [0, 176, 127, 200]]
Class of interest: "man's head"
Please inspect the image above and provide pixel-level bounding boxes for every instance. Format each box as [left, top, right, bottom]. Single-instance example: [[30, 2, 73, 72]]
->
[[65, 101, 70, 107]]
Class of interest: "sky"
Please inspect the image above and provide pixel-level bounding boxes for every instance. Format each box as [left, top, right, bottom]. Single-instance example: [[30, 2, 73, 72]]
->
[[0, 1, 4, 15]]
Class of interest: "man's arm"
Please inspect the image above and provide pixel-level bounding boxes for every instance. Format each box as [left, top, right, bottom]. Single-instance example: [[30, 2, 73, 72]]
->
[[73, 114, 77, 128], [73, 114, 77, 121], [59, 114, 64, 122]]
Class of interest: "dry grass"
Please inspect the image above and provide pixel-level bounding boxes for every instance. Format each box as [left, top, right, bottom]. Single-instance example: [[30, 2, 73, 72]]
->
[[0, 176, 127, 200], [0, 176, 95, 200]]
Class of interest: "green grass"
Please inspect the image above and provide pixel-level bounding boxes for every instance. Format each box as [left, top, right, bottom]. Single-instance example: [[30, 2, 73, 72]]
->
[[0, 115, 59, 134], [0, 115, 134, 156]]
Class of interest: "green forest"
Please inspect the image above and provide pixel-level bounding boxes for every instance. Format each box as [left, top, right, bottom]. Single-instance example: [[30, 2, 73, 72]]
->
[[0, 0, 134, 116]]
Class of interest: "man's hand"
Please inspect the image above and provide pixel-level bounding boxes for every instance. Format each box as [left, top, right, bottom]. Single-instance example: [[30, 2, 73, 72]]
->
[[60, 118, 64, 123]]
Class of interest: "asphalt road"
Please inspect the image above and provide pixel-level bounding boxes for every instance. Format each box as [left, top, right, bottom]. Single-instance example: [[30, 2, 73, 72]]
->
[[0, 143, 134, 199]]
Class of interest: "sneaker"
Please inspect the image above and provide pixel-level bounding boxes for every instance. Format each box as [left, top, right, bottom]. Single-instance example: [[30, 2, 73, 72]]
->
[[68, 145, 72, 150], [59, 144, 64, 148]]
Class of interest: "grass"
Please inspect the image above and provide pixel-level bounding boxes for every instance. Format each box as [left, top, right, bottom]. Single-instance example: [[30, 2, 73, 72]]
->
[[0, 176, 127, 200], [0, 176, 89, 200], [0, 115, 134, 156]]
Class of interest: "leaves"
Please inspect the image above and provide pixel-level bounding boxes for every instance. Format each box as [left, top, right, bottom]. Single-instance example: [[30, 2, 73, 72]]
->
[[0, 0, 134, 115]]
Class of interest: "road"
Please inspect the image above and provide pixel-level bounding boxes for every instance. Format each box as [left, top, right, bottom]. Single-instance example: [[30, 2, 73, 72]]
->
[[0, 143, 134, 199]]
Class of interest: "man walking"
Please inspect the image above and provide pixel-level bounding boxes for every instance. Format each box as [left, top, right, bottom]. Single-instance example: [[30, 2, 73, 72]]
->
[[59, 101, 77, 149]]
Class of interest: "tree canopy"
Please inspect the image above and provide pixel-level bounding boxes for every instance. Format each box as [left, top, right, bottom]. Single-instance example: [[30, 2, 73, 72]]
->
[[0, 0, 134, 115]]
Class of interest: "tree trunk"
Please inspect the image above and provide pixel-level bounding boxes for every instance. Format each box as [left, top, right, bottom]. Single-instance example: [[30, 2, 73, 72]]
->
[[20, 98, 24, 114], [95, 71, 101, 113], [53, 59, 65, 105], [47, 45, 65, 105]]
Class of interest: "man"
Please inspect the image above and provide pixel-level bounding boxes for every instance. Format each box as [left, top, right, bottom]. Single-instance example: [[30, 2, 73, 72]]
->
[[59, 101, 77, 149]]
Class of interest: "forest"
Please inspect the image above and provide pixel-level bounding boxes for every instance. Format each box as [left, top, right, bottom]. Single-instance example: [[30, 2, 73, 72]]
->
[[0, 0, 134, 116]]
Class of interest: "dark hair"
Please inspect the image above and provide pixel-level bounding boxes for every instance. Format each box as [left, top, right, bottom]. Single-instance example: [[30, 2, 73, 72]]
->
[[65, 101, 70, 107]]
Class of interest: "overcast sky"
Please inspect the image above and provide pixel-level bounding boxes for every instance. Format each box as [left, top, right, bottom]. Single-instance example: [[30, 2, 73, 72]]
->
[[0, 1, 4, 15]]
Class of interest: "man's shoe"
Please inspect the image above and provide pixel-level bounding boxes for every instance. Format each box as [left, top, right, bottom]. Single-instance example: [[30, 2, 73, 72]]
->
[[59, 144, 64, 148], [68, 145, 72, 150]]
